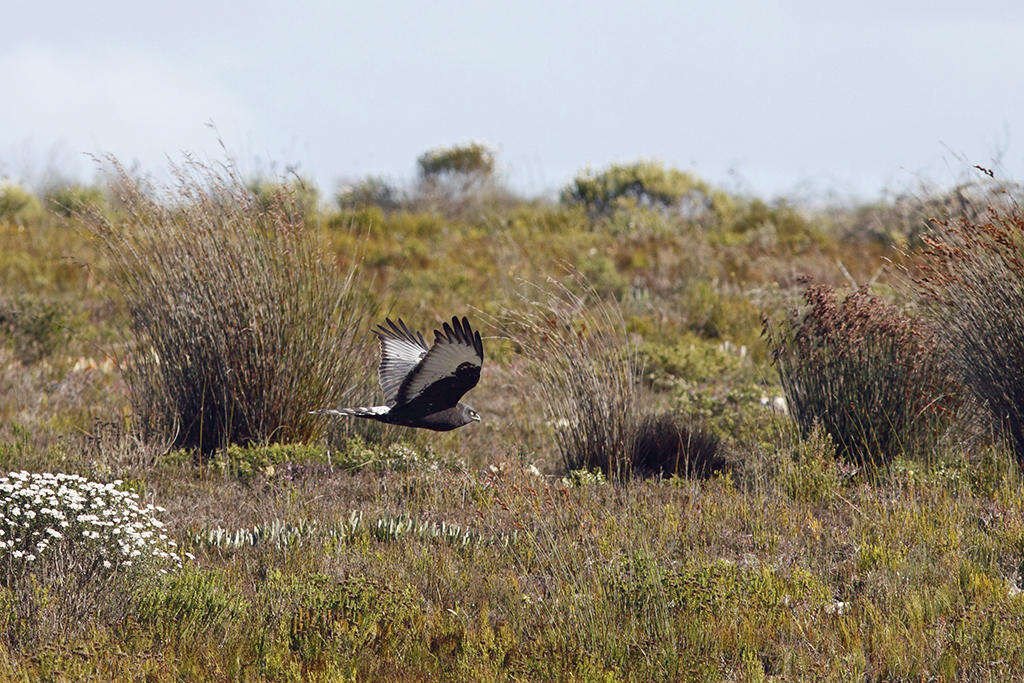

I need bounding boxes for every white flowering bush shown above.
[0,471,183,581]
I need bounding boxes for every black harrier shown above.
[312,316,484,431]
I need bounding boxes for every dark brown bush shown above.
[86,159,375,453]
[631,412,723,478]
[765,282,957,468]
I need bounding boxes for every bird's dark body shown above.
[312,316,484,432]
[372,403,474,431]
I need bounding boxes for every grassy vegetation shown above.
[2,152,1024,678]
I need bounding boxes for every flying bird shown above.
[312,316,484,431]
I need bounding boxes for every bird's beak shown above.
[473,413,482,422]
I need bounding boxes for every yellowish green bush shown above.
[675,279,762,346]
[43,183,106,217]
[335,176,401,210]
[722,198,825,248]
[561,160,734,219]
[640,334,747,385]
[777,427,846,503]
[417,142,495,183]
[247,175,320,220]
[0,293,73,362]
[135,566,246,633]
[0,183,42,223]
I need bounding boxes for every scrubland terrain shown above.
[1,148,1024,679]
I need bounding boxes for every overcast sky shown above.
[2,1,1023,199]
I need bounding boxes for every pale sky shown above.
[3,1,1023,199]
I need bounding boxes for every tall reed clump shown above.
[501,275,643,479]
[915,205,1024,464]
[87,159,375,453]
[764,282,957,468]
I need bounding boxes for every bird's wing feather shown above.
[395,316,483,408]
[374,318,429,405]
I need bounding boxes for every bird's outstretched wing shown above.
[374,318,430,406]
[395,316,483,409]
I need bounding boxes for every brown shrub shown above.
[765,282,957,468]
[915,205,1024,464]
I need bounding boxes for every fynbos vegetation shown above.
[765,282,957,467]
[630,411,724,478]
[3,149,1024,678]
[501,275,642,479]
[86,160,374,452]
[561,159,733,219]
[916,203,1024,463]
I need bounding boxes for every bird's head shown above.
[463,405,482,424]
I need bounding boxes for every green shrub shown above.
[335,176,401,210]
[724,199,822,248]
[248,175,320,221]
[577,252,628,297]
[415,142,499,207]
[417,142,495,183]
[277,572,424,659]
[0,294,72,362]
[777,426,846,503]
[640,335,746,385]
[662,559,828,617]
[43,183,106,217]
[561,468,608,486]
[765,282,957,468]
[561,160,733,218]
[217,442,331,478]
[136,567,246,634]
[676,279,761,343]
[669,381,777,446]
[87,159,375,453]
[332,439,464,473]
[0,183,42,223]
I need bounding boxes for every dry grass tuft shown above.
[499,273,643,478]
[86,158,375,453]
[916,203,1024,464]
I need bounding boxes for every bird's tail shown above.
[309,406,390,419]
